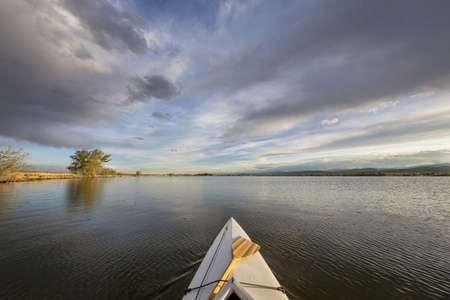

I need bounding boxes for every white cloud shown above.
[321,118,339,125]
[411,88,439,98]
[364,101,399,113]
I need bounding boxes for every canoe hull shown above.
[183,218,289,300]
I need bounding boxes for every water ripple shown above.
[1,177,449,299]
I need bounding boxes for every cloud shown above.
[73,44,93,60]
[254,148,450,172]
[411,88,439,99]
[231,99,450,171]
[0,0,162,148]
[310,110,450,154]
[124,74,180,105]
[217,0,260,24]
[364,101,399,114]
[321,118,339,126]
[152,111,171,120]
[61,0,154,55]
[1,0,450,173]
[167,46,182,58]
[192,1,450,139]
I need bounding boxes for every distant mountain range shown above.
[237,164,450,176]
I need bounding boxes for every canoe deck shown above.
[183,218,289,300]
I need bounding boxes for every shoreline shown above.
[1,170,449,183]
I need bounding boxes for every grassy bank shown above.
[0,171,84,183]
[0,171,190,183]
[0,171,180,183]
[2,169,449,183]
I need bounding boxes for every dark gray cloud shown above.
[195,1,450,138]
[0,86,120,148]
[124,75,180,105]
[73,44,93,60]
[61,0,154,55]
[0,1,180,149]
[0,1,125,148]
[152,111,171,120]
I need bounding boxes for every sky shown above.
[1,0,450,174]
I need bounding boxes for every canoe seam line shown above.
[185,277,287,295]
[185,279,229,295]
[193,219,231,300]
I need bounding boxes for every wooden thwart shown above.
[207,237,260,300]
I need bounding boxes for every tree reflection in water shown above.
[66,179,104,212]
[0,183,19,214]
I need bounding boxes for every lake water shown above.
[0,177,449,299]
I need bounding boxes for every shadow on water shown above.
[65,179,105,212]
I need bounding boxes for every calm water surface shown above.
[0,177,449,299]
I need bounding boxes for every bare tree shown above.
[0,146,31,182]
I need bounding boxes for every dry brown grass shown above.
[0,170,83,183]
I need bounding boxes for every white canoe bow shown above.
[183,217,289,300]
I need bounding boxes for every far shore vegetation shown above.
[2,169,449,184]
[1,145,449,183]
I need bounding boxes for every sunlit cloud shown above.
[364,101,399,113]
[411,88,440,99]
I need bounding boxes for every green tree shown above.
[67,149,111,178]
[135,170,141,177]
[0,146,31,182]
[99,168,117,175]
